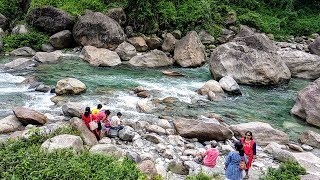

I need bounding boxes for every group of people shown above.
[81,104,124,140]
[195,131,256,180]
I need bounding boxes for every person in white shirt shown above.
[110,112,124,131]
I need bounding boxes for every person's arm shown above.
[253,142,257,159]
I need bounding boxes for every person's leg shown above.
[244,169,249,179]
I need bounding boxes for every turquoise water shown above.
[1,56,319,140]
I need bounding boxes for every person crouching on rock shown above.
[110,112,124,131]
[203,142,220,168]
[81,107,100,140]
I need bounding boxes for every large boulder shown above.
[89,144,124,157]
[80,45,121,67]
[173,117,233,141]
[55,78,86,95]
[308,36,320,56]
[0,13,9,30]
[299,130,320,148]
[27,6,73,34]
[278,49,320,79]
[33,51,63,63]
[161,33,176,53]
[0,115,23,134]
[10,47,36,56]
[118,126,135,141]
[12,107,48,125]
[264,142,297,163]
[49,30,74,49]
[4,58,35,70]
[62,102,84,117]
[199,30,215,45]
[209,28,291,85]
[145,35,162,50]
[115,41,137,61]
[174,31,206,67]
[291,78,320,127]
[129,49,174,67]
[292,152,320,177]
[40,134,84,153]
[73,11,125,50]
[230,122,289,145]
[70,117,98,146]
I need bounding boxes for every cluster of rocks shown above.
[1,105,320,179]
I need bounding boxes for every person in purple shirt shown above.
[225,141,248,180]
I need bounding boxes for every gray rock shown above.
[73,11,125,50]
[55,78,86,95]
[33,51,63,63]
[118,126,135,141]
[128,36,148,52]
[199,30,215,45]
[308,36,320,56]
[41,43,55,52]
[168,161,189,175]
[13,107,48,125]
[80,45,121,67]
[106,7,126,25]
[219,76,241,95]
[301,144,313,151]
[49,30,74,49]
[70,117,98,146]
[89,144,124,157]
[174,31,206,67]
[129,49,173,67]
[10,47,36,56]
[0,115,23,134]
[12,25,28,34]
[299,130,320,148]
[115,41,137,61]
[62,102,84,117]
[27,6,73,34]
[291,78,320,127]
[41,134,84,153]
[4,58,35,70]
[161,33,176,53]
[0,13,9,30]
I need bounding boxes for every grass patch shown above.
[0,126,146,180]
[186,171,223,180]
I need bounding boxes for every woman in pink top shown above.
[203,142,220,168]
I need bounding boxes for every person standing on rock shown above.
[241,131,256,179]
[203,142,220,168]
[225,141,247,180]
[81,107,100,140]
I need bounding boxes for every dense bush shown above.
[3,30,49,52]
[261,161,306,180]
[0,126,146,179]
[0,0,25,21]
[2,0,320,41]
[29,0,108,16]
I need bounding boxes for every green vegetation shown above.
[2,30,49,52]
[1,0,320,51]
[0,126,146,180]
[261,161,306,180]
[186,171,222,180]
[28,0,108,17]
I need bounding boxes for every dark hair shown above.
[210,142,217,148]
[105,110,111,116]
[117,112,122,116]
[97,104,102,109]
[245,131,253,140]
[84,107,91,117]
[234,141,244,156]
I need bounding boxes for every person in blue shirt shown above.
[225,141,248,180]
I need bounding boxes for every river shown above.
[0,55,319,140]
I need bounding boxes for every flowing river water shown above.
[1,55,319,141]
